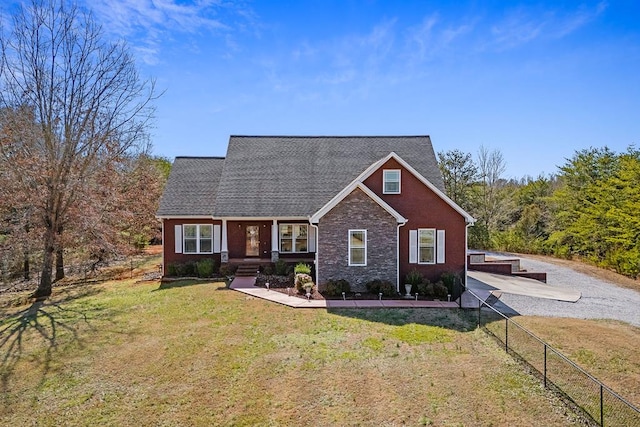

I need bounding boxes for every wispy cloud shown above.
[489,2,608,50]
[87,0,255,64]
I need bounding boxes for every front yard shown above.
[0,272,586,426]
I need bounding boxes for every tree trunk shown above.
[55,225,64,281]
[32,227,55,299]
[23,252,30,280]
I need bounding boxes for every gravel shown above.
[468,253,640,327]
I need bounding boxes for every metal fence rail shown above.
[466,288,640,427]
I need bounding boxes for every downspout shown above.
[310,223,319,287]
[161,218,165,276]
[397,219,408,293]
[463,220,473,307]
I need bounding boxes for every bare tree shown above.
[474,145,509,247]
[0,0,157,298]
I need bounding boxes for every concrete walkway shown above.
[229,276,459,309]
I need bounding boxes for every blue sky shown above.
[8,1,640,179]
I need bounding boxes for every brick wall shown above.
[317,188,397,292]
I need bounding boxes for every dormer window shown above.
[383,169,401,194]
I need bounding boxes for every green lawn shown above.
[0,276,583,426]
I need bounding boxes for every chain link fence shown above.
[466,288,640,427]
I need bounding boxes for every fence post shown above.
[477,299,482,327]
[544,344,547,388]
[600,384,604,426]
[505,317,508,352]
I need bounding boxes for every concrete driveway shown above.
[468,271,581,302]
[467,253,640,327]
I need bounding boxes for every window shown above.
[383,169,401,194]
[418,229,435,264]
[183,224,213,254]
[349,229,367,266]
[279,224,308,253]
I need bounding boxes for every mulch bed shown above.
[254,273,442,301]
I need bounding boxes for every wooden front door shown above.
[245,225,260,257]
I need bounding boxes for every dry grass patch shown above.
[1,276,587,426]
[511,316,640,408]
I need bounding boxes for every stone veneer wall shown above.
[317,188,398,292]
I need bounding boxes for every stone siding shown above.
[317,188,397,292]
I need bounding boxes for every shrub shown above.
[175,261,196,277]
[219,263,237,277]
[433,281,449,299]
[295,273,314,293]
[263,263,274,275]
[274,259,288,276]
[324,279,350,297]
[294,263,311,275]
[440,272,456,294]
[405,269,423,287]
[166,263,178,277]
[416,280,433,298]
[196,259,216,278]
[366,279,396,297]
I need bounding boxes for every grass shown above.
[509,316,640,408]
[0,258,592,426]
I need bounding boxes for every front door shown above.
[245,225,260,257]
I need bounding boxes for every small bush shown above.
[166,263,178,277]
[175,262,196,277]
[440,272,456,294]
[415,281,433,298]
[405,269,423,287]
[219,263,237,277]
[366,279,396,297]
[196,259,216,278]
[263,263,274,275]
[295,273,314,293]
[324,279,351,297]
[433,281,449,299]
[274,259,288,276]
[294,263,311,275]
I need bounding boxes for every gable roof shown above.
[156,157,225,217]
[311,152,474,224]
[212,135,444,217]
[310,182,408,224]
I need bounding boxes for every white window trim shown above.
[348,229,367,266]
[279,224,309,254]
[183,224,214,254]
[383,169,401,194]
[418,228,436,265]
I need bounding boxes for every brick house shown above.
[156,135,475,291]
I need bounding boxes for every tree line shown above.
[439,146,640,278]
[0,0,165,297]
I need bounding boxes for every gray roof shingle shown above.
[156,157,225,216]
[213,135,443,217]
[157,136,444,218]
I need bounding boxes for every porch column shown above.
[221,219,228,263]
[271,220,279,262]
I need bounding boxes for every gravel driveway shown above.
[467,253,640,327]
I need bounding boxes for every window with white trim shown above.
[279,224,308,253]
[183,224,213,254]
[418,228,435,264]
[349,229,367,266]
[383,169,401,194]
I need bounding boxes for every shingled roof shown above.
[156,157,225,216]
[157,136,444,218]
